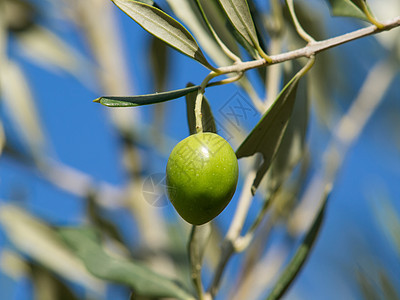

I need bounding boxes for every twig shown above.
[215,16,400,75]
[205,163,257,298]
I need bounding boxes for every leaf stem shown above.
[206,72,244,88]
[286,0,315,43]
[359,1,384,29]
[194,0,242,63]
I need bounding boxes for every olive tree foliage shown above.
[0,0,399,299]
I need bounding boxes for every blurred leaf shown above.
[30,263,79,300]
[167,0,233,68]
[0,121,5,157]
[228,21,260,59]
[15,25,92,82]
[218,0,260,50]
[59,227,195,300]
[87,192,126,246]
[356,270,381,300]
[0,205,104,296]
[94,85,200,107]
[264,63,309,194]
[236,66,303,194]
[325,0,370,21]
[379,269,400,300]
[185,82,216,135]
[149,35,169,91]
[111,0,214,69]
[0,60,45,158]
[0,249,29,280]
[282,0,342,128]
[196,0,241,59]
[265,186,330,300]
[369,192,400,257]
[3,0,35,32]
[246,0,269,55]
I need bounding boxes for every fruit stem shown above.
[195,72,218,133]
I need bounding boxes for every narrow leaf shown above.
[265,186,331,300]
[325,0,370,21]
[265,63,309,194]
[111,0,214,69]
[94,85,200,107]
[0,60,45,157]
[167,0,233,67]
[185,83,216,135]
[218,0,260,49]
[59,227,195,300]
[236,72,301,194]
[0,205,104,296]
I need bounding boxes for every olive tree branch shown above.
[205,56,315,299]
[214,16,400,75]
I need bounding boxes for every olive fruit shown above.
[166,132,238,225]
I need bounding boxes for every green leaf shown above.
[265,186,331,300]
[185,83,216,135]
[94,85,200,107]
[228,21,260,60]
[59,227,195,300]
[264,65,309,194]
[0,205,104,296]
[325,0,370,21]
[196,0,241,59]
[218,0,260,49]
[111,0,214,69]
[236,70,302,194]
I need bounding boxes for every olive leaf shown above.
[218,0,260,50]
[264,67,309,195]
[111,0,214,69]
[94,85,200,107]
[185,83,216,135]
[236,69,303,194]
[0,205,104,296]
[59,227,195,300]
[325,0,371,21]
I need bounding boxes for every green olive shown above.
[166,132,239,225]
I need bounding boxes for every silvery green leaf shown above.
[111,0,214,69]
[218,0,260,49]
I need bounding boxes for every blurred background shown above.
[0,0,399,299]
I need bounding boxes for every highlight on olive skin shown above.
[166,132,239,225]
